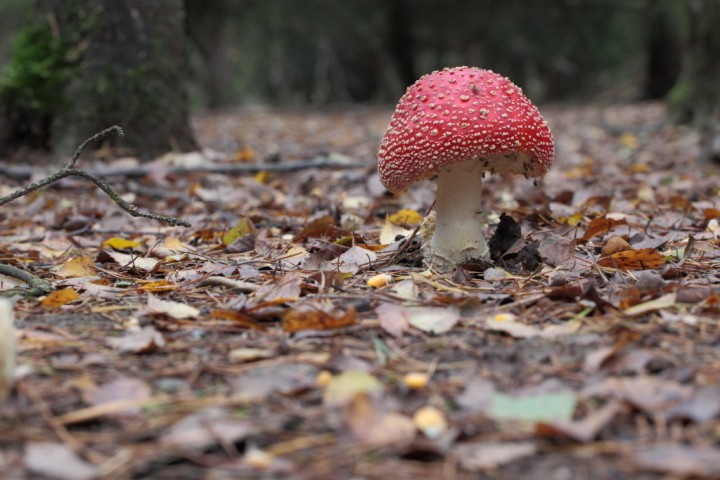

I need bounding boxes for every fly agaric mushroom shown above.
[377,66,554,268]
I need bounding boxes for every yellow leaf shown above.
[139,280,176,292]
[42,288,79,308]
[103,237,141,250]
[619,132,638,149]
[560,211,584,227]
[323,370,383,406]
[56,256,94,278]
[163,237,185,250]
[235,145,255,163]
[254,171,270,184]
[222,218,256,246]
[388,209,423,226]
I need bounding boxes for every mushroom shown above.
[377,66,554,269]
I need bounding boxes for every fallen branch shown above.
[0,126,190,228]
[0,263,54,297]
[0,158,369,181]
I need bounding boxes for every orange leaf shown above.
[139,280,176,292]
[42,288,79,308]
[582,217,626,241]
[283,306,356,333]
[597,249,666,271]
[703,208,720,222]
[210,309,266,330]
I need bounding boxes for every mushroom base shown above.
[425,159,488,269]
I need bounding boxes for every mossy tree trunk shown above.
[669,0,720,163]
[0,0,196,160]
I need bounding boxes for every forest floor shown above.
[0,102,719,479]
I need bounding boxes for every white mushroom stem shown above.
[427,159,488,268]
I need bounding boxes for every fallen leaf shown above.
[537,400,622,443]
[633,444,720,477]
[230,363,318,401]
[454,442,537,471]
[55,256,94,278]
[375,303,410,337]
[282,305,356,333]
[102,237,141,250]
[598,248,666,270]
[322,246,377,275]
[139,279,176,293]
[490,391,577,423]
[222,217,257,246]
[228,347,275,363]
[388,208,423,226]
[345,394,416,447]
[407,306,460,334]
[106,326,165,354]
[25,442,100,480]
[582,376,692,413]
[582,216,626,241]
[147,294,200,319]
[85,377,152,416]
[623,292,676,315]
[379,217,413,244]
[666,384,720,422]
[161,407,253,451]
[209,309,265,330]
[99,249,159,272]
[323,370,383,406]
[41,287,79,308]
[602,236,631,255]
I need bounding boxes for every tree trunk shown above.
[669,0,720,163]
[0,0,196,160]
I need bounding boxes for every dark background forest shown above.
[0,0,706,108]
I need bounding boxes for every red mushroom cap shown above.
[378,66,554,192]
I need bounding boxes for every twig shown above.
[0,158,369,181]
[0,126,190,228]
[0,263,54,297]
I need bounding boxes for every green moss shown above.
[0,22,72,116]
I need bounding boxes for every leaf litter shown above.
[0,103,719,478]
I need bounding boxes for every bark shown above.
[1,0,197,160]
[669,0,720,162]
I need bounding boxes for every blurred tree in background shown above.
[0,0,718,159]
[0,0,196,159]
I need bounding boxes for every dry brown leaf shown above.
[282,305,356,333]
[209,309,266,330]
[597,248,666,270]
[582,216,626,240]
[55,256,94,278]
